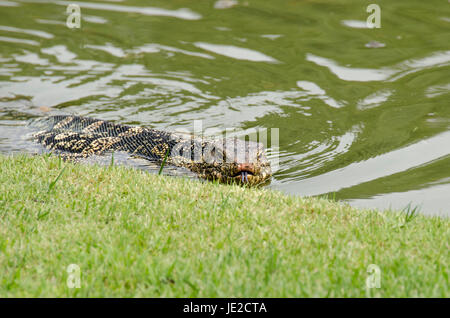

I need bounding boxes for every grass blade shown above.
[110,151,115,167]
[47,166,67,193]
[158,148,170,175]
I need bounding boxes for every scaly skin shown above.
[31,115,272,185]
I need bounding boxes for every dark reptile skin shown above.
[31,115,272,185]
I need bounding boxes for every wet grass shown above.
[0,154,448,297]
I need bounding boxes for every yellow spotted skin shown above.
[32,115,272,186]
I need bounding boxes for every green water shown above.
[0,0,449,215]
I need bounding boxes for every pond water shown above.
[0,0,449,216]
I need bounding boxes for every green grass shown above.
[0,154,448,297]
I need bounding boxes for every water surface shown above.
[1,0,449,216]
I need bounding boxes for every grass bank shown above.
[0,154,448,297]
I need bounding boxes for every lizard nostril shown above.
[237,163,255,174]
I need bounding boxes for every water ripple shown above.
[307,51,450,82]
[21,0,202,20]
[278,131,450,196]
[194,42,278,63]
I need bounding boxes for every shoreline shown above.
[1,154,448,297]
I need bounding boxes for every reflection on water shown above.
[0,0,449,216]
[306,51,450,82]
[193,42,278,62]
[277,131,450,195]
[357,89,393,110]
[0,25,54,38]
[0,1,19,7]
[341,20,371,29]
[24,0,203,20]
